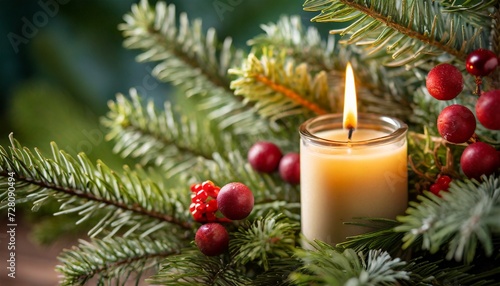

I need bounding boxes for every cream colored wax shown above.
[300,129,408,246]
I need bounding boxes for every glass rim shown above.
[299,113,408,147]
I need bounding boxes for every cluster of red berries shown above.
[426,48,500,181]
[190,181,221,222]
[247,141,300,185]
[429,175,452,197]
[191,181,254,256]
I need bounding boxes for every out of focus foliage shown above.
[0,0,327,160]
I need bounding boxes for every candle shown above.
[299,63,408,246]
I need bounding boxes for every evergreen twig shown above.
[102,89,238,175]
[57,236,179,286]
[231,214,299,271]
[290,241,410,285]
[0,134,193,237]
[119,0,274,135]
[396,175,500,264]
[230,50,332,124]
[303,0,493,66]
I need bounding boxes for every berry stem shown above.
[475,76,482,96]
[408,155,434,181]
[466,133,479,145]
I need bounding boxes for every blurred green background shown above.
[0,0,330,168]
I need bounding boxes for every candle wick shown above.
[347,127,355,141]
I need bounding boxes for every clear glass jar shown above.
[299,113,408,246]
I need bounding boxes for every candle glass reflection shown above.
[299,113,408,247]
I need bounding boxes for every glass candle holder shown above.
[299,113,408,247]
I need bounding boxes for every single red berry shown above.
[202,180,216,194]
[279,152,300,185]
[195,223,229,256]
[426,63,463,100]
[196,190,208,202]
[205,212,217,222]
[466,49,498,77]
[460,142,500,180]
[190,183,202,193]
[436,175,452,187]
[206,186,220,198]
[430,175,452,197]
[476,89,500,130]
[192,209,204,222]
[248,141,283,173]
[206,199,218,212]
[217,182,254,220]
[430,183,446,197]
[437,104,476,143]
[195,202,206,212]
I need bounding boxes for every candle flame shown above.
[343,62,357,134]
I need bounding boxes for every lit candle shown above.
[299,63,408,247]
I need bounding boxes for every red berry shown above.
[465,49,498,77]
[202,180,216,194]
[430,183,446,197]
[195,202,206,212]
[206,199,218,212]
[192,209,204,222]
[430,175,452,197]
[190,183,202,193]
[205,212,217,222]
[196,190,208,202]
[217,182,254,220]
[248,141,283,173]
[279,152,300,185]
[426,63,463,100]
[460,142,500,180]
[476,89,500,130]
[437,104,476,143]
[195,223,229,256]
[436,175,452,187]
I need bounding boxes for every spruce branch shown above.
[57,236,179,286]
[119,0,274,135]
[120,0,237,91]
[229,49,333,125]
[489,3,500,89]
[401,257,500,286]
[291,241,409,285]
[396,175,500,264]
[241,16,416,123]
[251,258,300,286]
[148,249,252,286]
[0,134,193,238]
[303,0,493,66]
[230,214,299,271]
[248,15,338,72]
[337,218,406,257]
[103,89,241,175]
